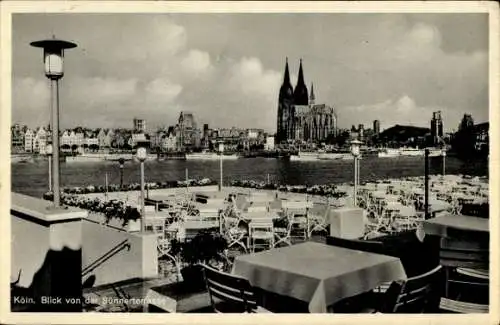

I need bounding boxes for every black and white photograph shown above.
[2,1,498,322]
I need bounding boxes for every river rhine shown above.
[11,156,487,199]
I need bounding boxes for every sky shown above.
[12,13,489,133]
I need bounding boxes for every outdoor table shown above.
[329,207,364,239]
[376,183,389,190]
[167,220,219,241]
[196,206,222,215]
[249,195,274,204]
[385,201,403,211]
[421,214,489,274]
[246,201,269,212]
[382,194,400,203]
[371,191,387,200]
[474,197,488,204]
[192,201,225,209]
[231,242,407,313]
[242,211,280,222]
[412,188,425,196]
[421,214,489,238]
[363,183,378,191]
[428,199,450,213]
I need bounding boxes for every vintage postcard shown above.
[1,1,498,324]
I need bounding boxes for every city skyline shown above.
[12,13,488,132]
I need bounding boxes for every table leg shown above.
[444,267,449,298]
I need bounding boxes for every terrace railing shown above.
[82,239,131,278]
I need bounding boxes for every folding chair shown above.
[378,265,443,313]
[307,202,330,237]
[248,221,274,252]
[220,209,248,254]
[273,214,293,247]
[202,264,271,313]
[282,200,313,242]
[439,267,489,313]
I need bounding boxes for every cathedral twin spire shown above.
[280,58,310,106]
[279,57,294,101]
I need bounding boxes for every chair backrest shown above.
[439,228,489,269]
[440,267,489,312]
[206,198,225,206]
[325,236,387,256]
[310,202,329,217]
[202,264,257,313]
[187,210,220,228]
[234,196,250,211]
[249,194,272,203]
[247,205,268,213]
[381,265,443,313]
[282,200,313,210]
[249,221,273,235]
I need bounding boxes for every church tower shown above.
[309,82,315,105]
[277,58,294,143]
[293,59,309,105]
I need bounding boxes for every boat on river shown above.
[289,151,319,161]
[378,148,401,158]
[185,151,239,160]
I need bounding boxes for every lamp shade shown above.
[44,50,64,77]
[30,38,77,79]
[137,147,147,161]
[46,143,53,155]
[350,139,362,157]
[218,143,224,152]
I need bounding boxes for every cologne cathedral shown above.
[276,58,337,144]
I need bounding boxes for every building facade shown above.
[276,59,337,144]
[24,129,34,152]
[176,112,200,151]
[11,124,25,153]
[33,127,48,154]
[431,111,444,145]
[373,120,380,135]
[473,122,488,153]
[133,118,146,133]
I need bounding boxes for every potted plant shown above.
[122,206,141,231]
[173,230,228,291]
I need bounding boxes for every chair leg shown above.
[444,267,449,298]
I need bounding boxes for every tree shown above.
[451,127,475,159]
[89,144,99,152]
[332,130,350,148]
[450,114,478,159]
[71,144,78,153]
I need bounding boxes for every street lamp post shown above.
[46,144,53,192]
[441,149,446,176]
[218,142,224,192]
[350,139,362,207]
[31,37,77,207]
[424,148,430,219]
[137,147,147,233]
[118,157,125,189]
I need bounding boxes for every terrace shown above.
[11,174,489,313]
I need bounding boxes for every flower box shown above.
[126,219,141,232]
